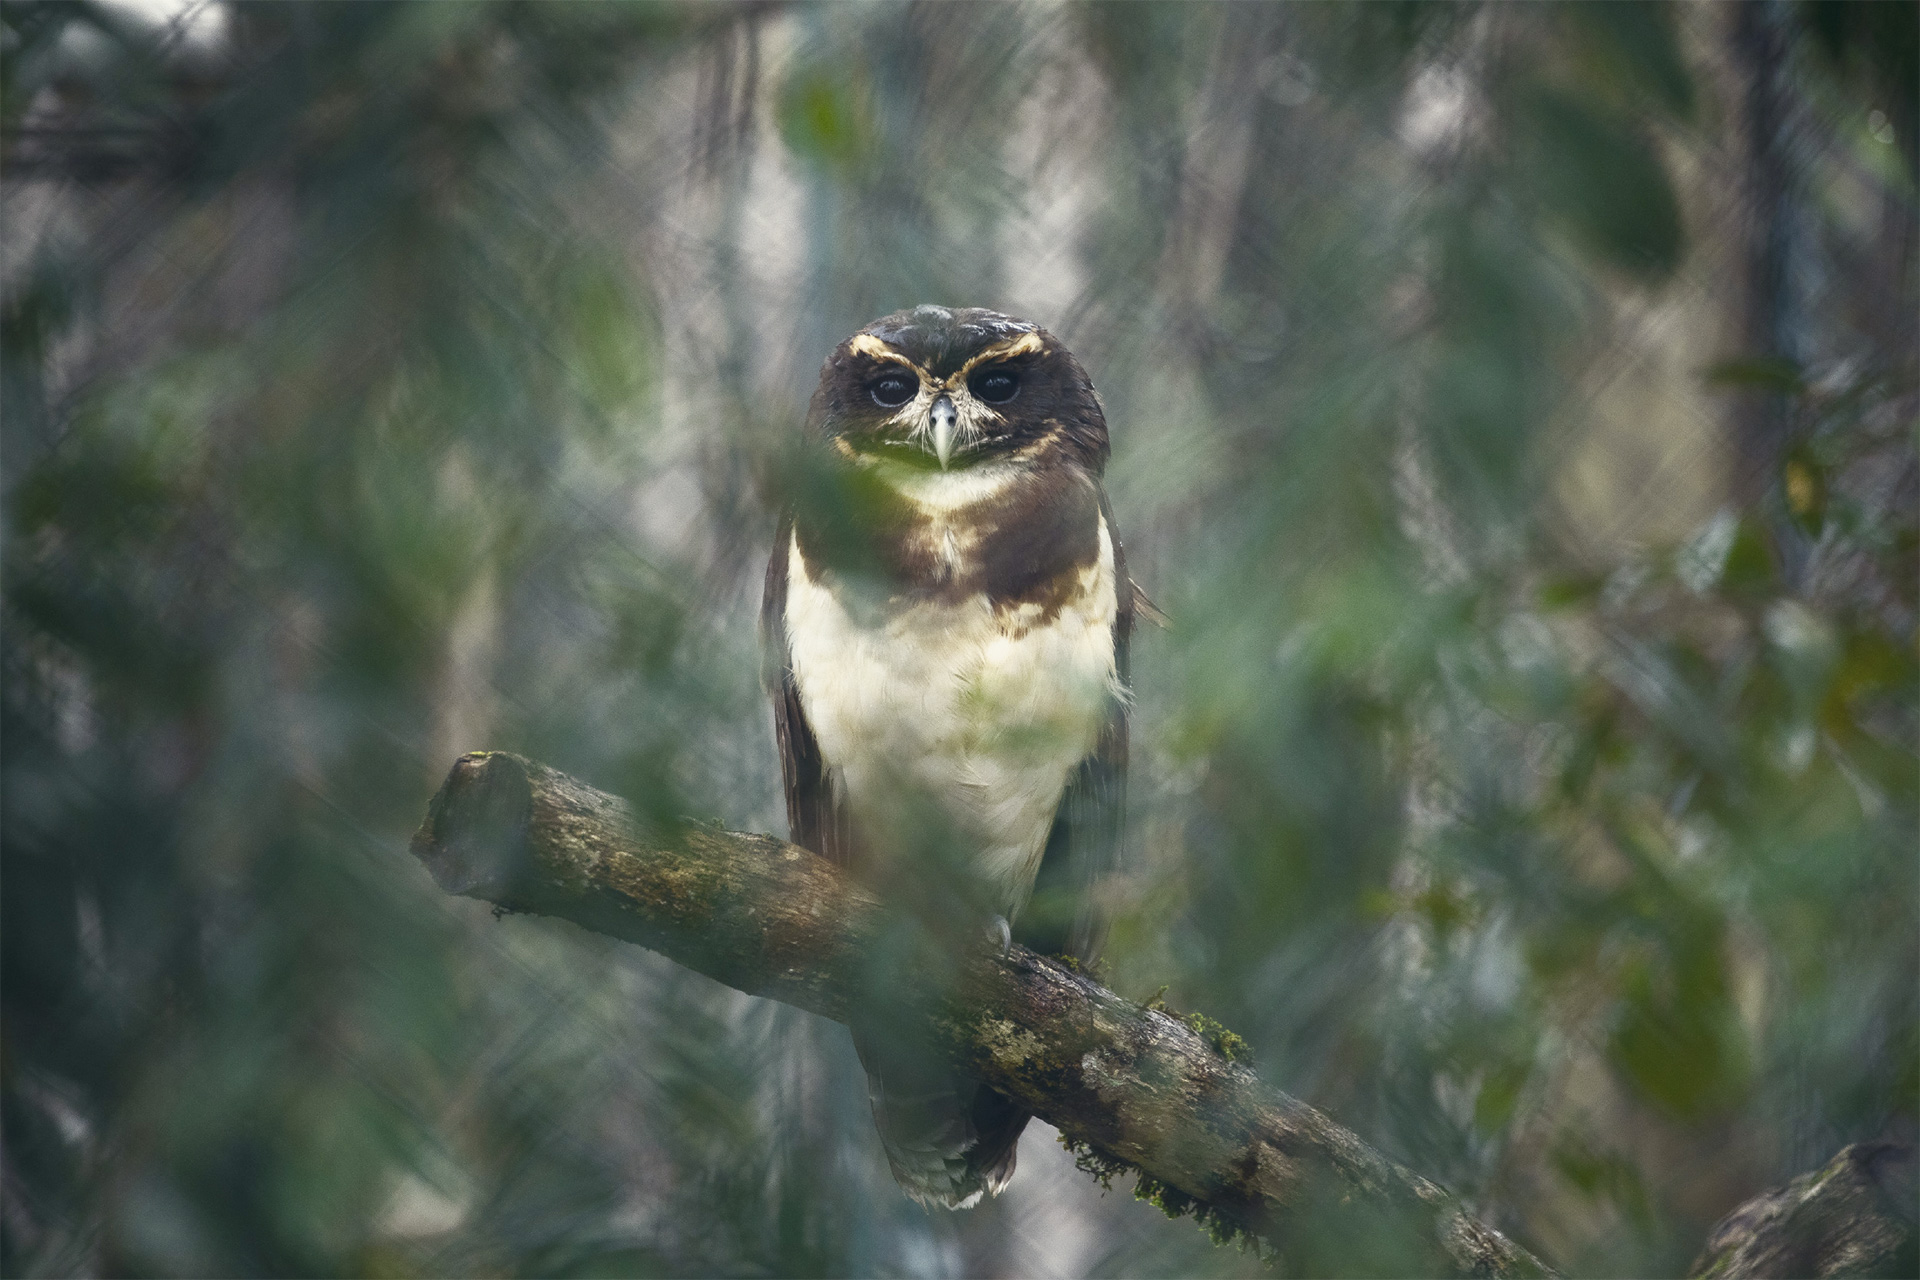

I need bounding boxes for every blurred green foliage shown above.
[3,2,1913,1277]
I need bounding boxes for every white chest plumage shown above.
[783,502,1119,919]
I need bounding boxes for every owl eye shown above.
[971,368,1019,405]
[869,373,917,409]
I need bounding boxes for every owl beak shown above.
[929,393,957,469]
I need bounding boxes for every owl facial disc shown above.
[810,306,1110,478]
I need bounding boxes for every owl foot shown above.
[987,914,1012,956]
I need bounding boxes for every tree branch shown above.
[410,751,1553,1277]
[1690,1142,1917,1279]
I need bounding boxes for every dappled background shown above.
[3,1,1914,1276]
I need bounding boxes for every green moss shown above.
[1056,1134,1270,1260]
[1140,988,1255,1065]
[1181,1011,1254,1065]
[1059,1131,1131,1191]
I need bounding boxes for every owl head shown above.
[806,305,1109,474]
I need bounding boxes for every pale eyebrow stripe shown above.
[945,330,1044,387]
[848,333,929,378]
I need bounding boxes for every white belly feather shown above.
[784,519,1119,918]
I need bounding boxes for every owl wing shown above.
[762,516,852,866]
[1015,494,1135,965]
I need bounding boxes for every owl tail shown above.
[852,1026,1029,1209]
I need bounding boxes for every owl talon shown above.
[988,915,1012,956]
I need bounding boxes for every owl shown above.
[762,305,1142,1208]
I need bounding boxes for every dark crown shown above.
[858,305,1039,379]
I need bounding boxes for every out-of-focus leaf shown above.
[1563,2,1696,121]
[1523,86,1685,282]
[778,63,874,173]
[1722,518,1782,598]
[1539,573,1607,610]
[1781,452,1827,533]
[1606,910,1752,1121]
[1701,356,1807,393]
[1803,0,1920,179]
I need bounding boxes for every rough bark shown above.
[411,751,1551,1277]
[1690,1142,1917,1279]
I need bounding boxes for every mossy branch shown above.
[1689,1142,1916,1279]
[411,752,1554,1276]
